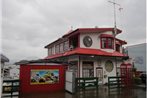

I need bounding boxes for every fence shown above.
[75,77,98,92]
[2,79,20,98]
[108,76,125,92]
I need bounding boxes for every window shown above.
[101,38,107,48]
[55,45,60,54]
[48,48,52,56]
[83,36,93,47]
[69,35,79,49]
[64,41,69,51]
[101,37,114,49]
[82,62,94,77]
[116,44,120,52]
[69,61,78,77]
[59,43,64,53]
[105,60,114,72]
[51,47,54,54]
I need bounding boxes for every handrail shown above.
[75,77,98,92]
[108,76,125,91]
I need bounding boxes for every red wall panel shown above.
[20,64,66,94]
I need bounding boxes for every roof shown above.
[100,34,114,38]
[116,38,127,45]
[63,28,122,38]
[45,27,122,48]
[1,54,9,63]
[15,59,69,65]
[45,48,127,59]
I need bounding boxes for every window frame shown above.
[101,37,114,49]
[105,60,114,72]
[55,44,60,54]
[82,61,94,77]
[63,40,69,51]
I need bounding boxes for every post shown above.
[108,0,123,50]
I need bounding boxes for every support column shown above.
[78,55,81,78]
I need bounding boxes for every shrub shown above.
[133,77,142,84]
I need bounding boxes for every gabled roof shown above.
[44,48,127,59]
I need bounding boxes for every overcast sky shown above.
[1,0,146,64]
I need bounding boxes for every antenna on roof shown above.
[108,0,123,51]
[71,26,73,30]
[95,26,98,28]
[108,0,123,35]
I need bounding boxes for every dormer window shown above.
[100,34,114,49]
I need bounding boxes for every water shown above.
[20,86,146,98]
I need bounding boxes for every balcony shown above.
[122,48,128,56]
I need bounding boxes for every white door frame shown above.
[96,67,103,84]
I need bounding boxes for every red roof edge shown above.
[116,38,127,45]
[44,48,127,59]
[100,34,114,38]
[63,28,122,38]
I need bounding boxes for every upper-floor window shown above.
[55,44,60,54]
[101,37,114,49]
[64,41,69,51]
[48,47,53,56]
[59,43,64,53]
[116,44,120,52]
[83,36,93,47]
[51,47,54,54]
[48,48,52,56]
[69,35,79,49]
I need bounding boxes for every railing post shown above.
[83,79,85,90]
[11,81,13,98]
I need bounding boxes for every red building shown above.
[44,27,129,84]
[19,27,132,94]
[19,60,67,94]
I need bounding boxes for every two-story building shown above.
[44,27,128,84]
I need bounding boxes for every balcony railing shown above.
[122,48,128,56]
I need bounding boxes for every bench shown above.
[75,77,98,91]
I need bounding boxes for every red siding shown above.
[20,64,66,94]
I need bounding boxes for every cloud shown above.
[2,0,146,64]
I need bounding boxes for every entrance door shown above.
[96,67,103,84]
[82,61,94,77]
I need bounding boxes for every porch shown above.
[52,54,128,84]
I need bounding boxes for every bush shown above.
[133,77,142,85]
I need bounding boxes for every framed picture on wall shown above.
[30,69,59,85]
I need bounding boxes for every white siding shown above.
[78,57,123,84]
[80,31,115,53]
[101,58,116,84]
